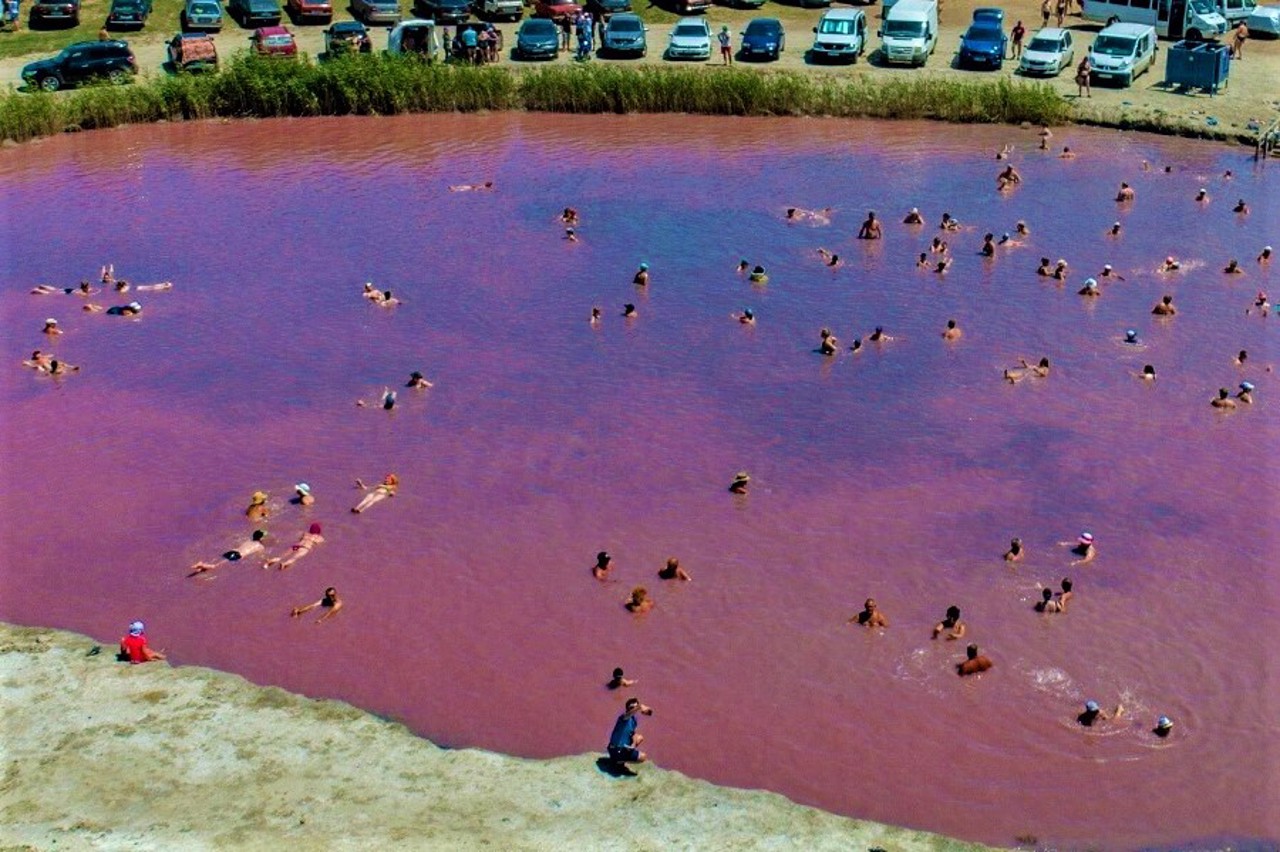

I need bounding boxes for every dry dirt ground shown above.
[0,622,989,851]
[1,0,1279,140]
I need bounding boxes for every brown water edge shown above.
[0,621,991,851]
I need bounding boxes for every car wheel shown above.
[109,68,128,83]
[39,75,61,91]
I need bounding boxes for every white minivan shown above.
[878,0,938,66]
[811,8,868,62]
[1088,22,1157,86]
[1082,0,1226,40]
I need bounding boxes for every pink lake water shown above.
[1,114,1277,849]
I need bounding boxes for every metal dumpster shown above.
[1164,39,1230,94]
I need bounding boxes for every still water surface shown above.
[1,115,1277,849]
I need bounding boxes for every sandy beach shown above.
[0,622,990,850]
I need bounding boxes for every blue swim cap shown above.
[1241,381,1255,392]
[639,263,649,270]
[1125,329,1137,340]
[1157,716,1173,729]
[1085,700,1099,713]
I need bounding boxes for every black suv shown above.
[21,41,136,91]
[412,0,470,23]
[28,0,82,26]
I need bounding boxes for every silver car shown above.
[1018,27,1073,76]
[665,16,710,60]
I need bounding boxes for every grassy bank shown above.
[0,54,1072,143]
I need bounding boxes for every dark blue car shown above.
[739,17,784,61]
[515,16,559,59]
[958,7,1006,69]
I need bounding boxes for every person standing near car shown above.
[718,24,732,65]
[1010,20,1025,59]
[559,14,571,52]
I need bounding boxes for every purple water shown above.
[1,115,1277,849]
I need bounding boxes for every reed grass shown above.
[0,57,1072,144]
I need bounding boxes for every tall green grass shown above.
[0,56,1071,143]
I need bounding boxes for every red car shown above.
[286,0,331,22]
[532,0,579,19]
[250,24,299,55]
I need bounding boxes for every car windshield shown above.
[114,1,142,9]
[611,18,640,30]
[819,18,856,34]
[1092,35,1134,55]
[883,19,924,36]
[523,19,554,32]
[746,22,775,35]
[1026,36,1061,51]
[673,24,705,36]
[1189,0,1215,12]
[192,3,218,12]
[966,24,1001,37]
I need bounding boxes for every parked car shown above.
[250,23,298,53]
[286,0,332,22]
[602,12,646,54]
[182,0,224,30]
[878,0,937,66]
[587,0,629,16]
[446,20,503,60]
[21,40,136,90]
[351,0,400,23]
[1017,26,1072,75]
[28,0,81,26]
[1087,21,1157,87]
[958,7,1007,68]
[665,15,711,58]
[673,0,711,12]
[739,16,784,59]
[717,0,764,8]
[167,31,218,69]
[793,0,830,9]
[532,0,580,19]
[106,0,152,29]
[386,18,439,57]
[413,0,470,23]
[228,0,282,26]
[810,7,867,62]
[1246,3,1280,34]
[479,0,523,20]
[324,19,372,53]
[514,15,559,57]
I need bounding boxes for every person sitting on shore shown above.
[1060,531,1095,565]
[1004,538,1024,563]
[291,587,343,623]
[729,471,750,494]
[1035,587,1062,613]
[903,207,924,225]
[957,643,993,676]
[606,697,653,766]
[933,605,966,640]
[263,523,325,571]
[848,598,888,628]
[942,319,962,340]
[625,587,654,614]
[607,667,636,690]
[857,211,882,240]
[1077,700,1123,727]
[246,490,270,521]
[1152,295,1177,316]
[658,557,691,582]
[119,621,166,664]
[352,473,398,513]
[189,530,267,576]
[1115,182,1135,202]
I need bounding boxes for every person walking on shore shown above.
[718,25,732,65]
[1075,55,1092,98]
[1230,21,1247,59]
[1010,20,1025,59]
[606,697,653,766]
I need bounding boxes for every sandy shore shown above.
[0,622,990,851]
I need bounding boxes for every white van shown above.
[1088,22,1157,85]
[811,8,868,62]
[878,0,938,66]
[1082,0,1226,39]
[1214,0,1255,23]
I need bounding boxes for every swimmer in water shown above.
[848,336,864,353]
[22,351,54,372]
[996,164,1022,191]
[623,303,637,318]
[448,181,494,192]
[935,258,952,274]
[351,473,398,513]
[917,253,930,268]
[957,644,993,676]
[1116,182,1135,202]
[981,233,996,257]
[362,282,382,301]
[565,227,579,242]
[997,232,1013,246]
[246,490,270,521]
[406,371,433,389]
[657,557,691,582]
[1035,587,1062,613]
[1124,329,1140,345]
[1211,388,1237,410]
[1077,700,1123,727]
[729,471,751,494]
[625,587,654,614]
[46,359,79,376]
[1195,187,1209,203]
[819,328,839,356]
[736,308,756,325]
[381,388,397,410]
[857,211,882,240]
[1099,264,1124,281]
[374,289,400,307]
[105,302,143,316]
[133,281,173,292]
[1057,578,1073,609]
[869,326,893,343]
[633,263,649,286]
[1160,256,1182,273]
[1109,221,1122,237]
[1060,531,1095,565]
[100,264,115,285]
[1004,357,1051,383]
[1259,246,1273,264]
[737,259,750,273]
[593,551,613,580]
[817,249,843,268]
[1234,350,1248,366]
[1223,259,1242,274]
[932,605,966,640]
[942,319,962,340]
[561,207,579,225]
[848,598,888,628]
[1059,146,1076,159]
[749,265,769,283]
[1003,538,1024,562]
[939,213,960,232]
[42,318,61,336]
[1153,716,1174,738]
[1037,257,1053,277]
[1016,221,1029,237]
[607,667,636,689]
[1152,295,1177,316]
[1233,199,1248,215]
[294,482,315,506]
[931,238,947,255]
[189,530,267,575]
[290,587,343,623]
[1237,381,1254,404]
[591,306,602,324]
[996,143,1013,160]
[263,523,325,570]
[1138,364,1157,381]
[1078,277,1101,297]
[1052,259,1069,281]
[903,207,924,225]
